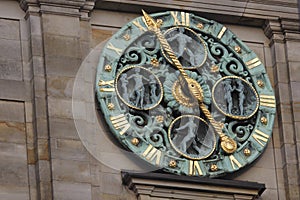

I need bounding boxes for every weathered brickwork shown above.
[0,0,299,199]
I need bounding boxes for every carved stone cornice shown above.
[281,18,300,41]
[19,0,40,18]
[19,0,95,20]
[122,171,266,200]
[264,18,300,43]
[264,19,284,44]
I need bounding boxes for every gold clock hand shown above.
[142,10,237,154]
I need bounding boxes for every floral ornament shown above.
[163,70,211,113]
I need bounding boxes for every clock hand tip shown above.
[141,10,157,29]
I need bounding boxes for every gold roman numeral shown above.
[133,20,147,32]
[98,79,115,92]
[142,145,162,165]
[252,129,269,147]
[229,155,242,170]
[107,43,123,56]
[110,114,130,135]
[189,160,203,176]
[260,94,276,108]
[217,26,227,39]
[171,11,190,26]
[246,57,262,69]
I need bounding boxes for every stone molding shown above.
[19,0,95,20]
[264,18,300,43]
[122,171,266,200]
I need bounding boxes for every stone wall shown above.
[0,0,299,199]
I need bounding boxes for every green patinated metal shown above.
[95,11,276,177]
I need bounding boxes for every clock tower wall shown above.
[0,0,298,200]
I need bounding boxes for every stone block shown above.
[48,97,73,119]
[276,83,291,104]
[277,103,293,124]
[285,163,300,185]
[47,76,74,98]
[0,38,21,60]
[90,164,101,186]
[38,160,51,182]
[20,19,30,41]
[42,14,80,37]
[51,138,89,161]
[235,166,277,189]
[0,185,29,200]
[271,42,286,63]
[39,181,53,200]
[35,118,49,139]
[91,186,101,200]
[22,62,33,82]
[281,123,296,144]
[27,145,37,165]
[288,61,300,82]
[272,126,283,149]
[292,102,300,122]
[32,56,45,76]
[283,143,298,164]
[0,142,28,186]
[290,82,300,101]
[35,97,47,118]
[275,168,285,190]
[0,79,31,101]
[29,15,42,36]
[52,159,91,183]
[25,102,33,123]
[286,41,300,62]
[25,123,34,145]
[273,148,284,169]
[253,145,275,169]
[100,173,123,195]
[44,34,80,58]
[91,28,114,47]
[53,181,91,200]
[0,100,24,122]
[263,45,272,68]
[0,59,23,81]
[45,55,81,77]
[38,139,50,161]
[27,165,38,199]
[49,117,79,139]
[0,18,20,40]
[80,40,91,58]
[21,37,31,60]
[0,121,25,144]
[31,35,44,57]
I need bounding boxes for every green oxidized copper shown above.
[95,11,276,177]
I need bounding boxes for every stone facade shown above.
[0,0,299,199]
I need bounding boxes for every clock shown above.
[95,10,276,177]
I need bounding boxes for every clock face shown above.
[95,11,276,177]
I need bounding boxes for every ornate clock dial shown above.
[96,11,276,177]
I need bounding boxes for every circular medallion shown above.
[162,27,207,69]
[115,66,163,110]
[168,115,216,160]
[212,76,259,119]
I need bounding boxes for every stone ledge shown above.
[122,171,265,200]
